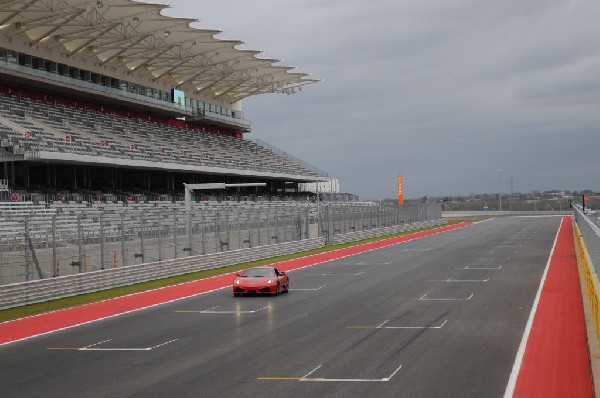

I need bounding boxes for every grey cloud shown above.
[163,0,600,199]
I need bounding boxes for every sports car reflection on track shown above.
[233,266,289,296]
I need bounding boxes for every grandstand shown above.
[1,0,437,286]
[0,0,325,203]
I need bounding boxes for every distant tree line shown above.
[386,190,599,211]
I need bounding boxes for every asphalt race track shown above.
[0,217,562,398]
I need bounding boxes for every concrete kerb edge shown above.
[573,222,600,395]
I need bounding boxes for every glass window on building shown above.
[18,53,32,66]
[58,64,69,76]
[6,50,17,63]
[120,80,127,91]
[81,70,91,81]
[45,61,57,73]
[161,91,169,101]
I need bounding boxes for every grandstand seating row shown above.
[0,92,322,178]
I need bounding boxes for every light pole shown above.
[496,169,502,211]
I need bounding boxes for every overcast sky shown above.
[163,0,600,200]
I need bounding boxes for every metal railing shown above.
[575,205,600,274]
[0,215,445,310]
[250,138,328,177]
[0,202,441,286]
[0,238,325,310]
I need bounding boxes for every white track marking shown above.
[176,306,269,314]
[503,217,563,398]
[296,364,403,382]
[308,272,365,276]
[84,339,111,349]
[303,365,323,378]
[150,339,178,350]
[419,293,473,301]
[349,319,447,329]
[61,338,178,351]
[383,320,447,329]
[377,320,390,328]
[429,277,490,282]
[457,266,502,270]
[383,364,404,381]
[289,286,326,291]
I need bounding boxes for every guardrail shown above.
[574,220,600,343]
[0,202,441,285]
[0,218,446,310]
[331,219,445,245]
[442,210,571,217]
[0,237,325,310]
[574,205,600,344]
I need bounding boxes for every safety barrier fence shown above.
[331,219,445,245]
[0,217,444,310]
[0,202,441,285]
[574,205,600,343]
[0,237,325,310]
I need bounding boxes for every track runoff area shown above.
[0,217,592,397]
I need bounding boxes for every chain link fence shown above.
[0,202,441,285]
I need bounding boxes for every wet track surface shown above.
[0,217,561,397]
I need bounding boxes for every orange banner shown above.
[397,175,404,204]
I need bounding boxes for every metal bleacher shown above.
[0,92,325,178]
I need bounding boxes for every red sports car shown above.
[232,266,290,296]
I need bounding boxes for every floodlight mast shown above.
[183,182,267,256]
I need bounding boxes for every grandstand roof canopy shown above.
[0,0,319,103]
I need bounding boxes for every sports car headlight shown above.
[235,279,240,284]
[267,279,273,284]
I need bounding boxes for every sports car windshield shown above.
[242,268,276,277]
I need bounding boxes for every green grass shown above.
[0,221,465,323]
